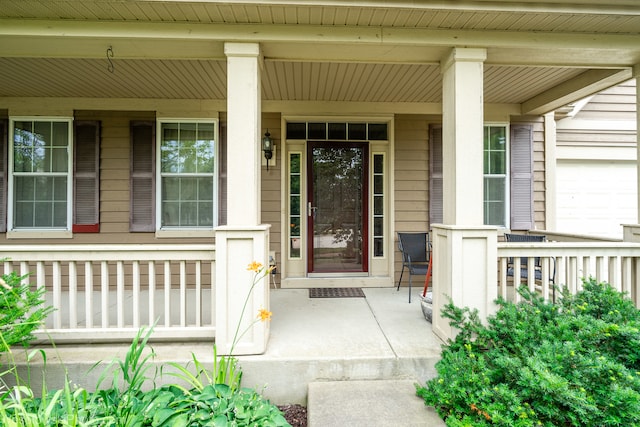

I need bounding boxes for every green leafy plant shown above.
[1,323,289,426]
[417,278,640,426]
[0,260,288,426]
[0,272,53,355]
[169,261,273,393]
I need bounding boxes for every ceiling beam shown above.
[521,68,633,115]
[140,0,640,15]
[1,19,639,69]
[1,19,639,50]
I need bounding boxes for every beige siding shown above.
[557,81,637,149]
[573,80,637,121]
[394,115,430,232]
[260,112,282,285]
[393,114,430,285]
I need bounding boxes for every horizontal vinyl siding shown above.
[393,115,429,285]
[260,112,282,284]
[573,80,637,121]
[394,115,429,232]
[556,81,637,163]
[556,82,636,157]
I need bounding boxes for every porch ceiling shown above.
[1,1,639,114]
[0,57,590,106]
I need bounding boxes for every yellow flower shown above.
[247,261,263,272]
[258,308,272,321]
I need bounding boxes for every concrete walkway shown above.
[308,379,446,427]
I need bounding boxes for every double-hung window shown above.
[483,124,507,227]
[158,120,217,230]
[9,118,72,231]
[430,123,533,230]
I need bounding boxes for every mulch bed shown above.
[278,404,307,427]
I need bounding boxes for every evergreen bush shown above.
[417,278,640,426]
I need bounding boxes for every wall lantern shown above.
[262,130,273,171]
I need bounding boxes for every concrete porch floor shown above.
[6,287,444,420]
[241,287,444,404]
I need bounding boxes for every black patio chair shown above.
[505,233,556,300]
[397,232,431,303]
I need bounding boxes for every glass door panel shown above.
[307,142,368,273]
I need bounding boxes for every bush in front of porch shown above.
[417,279,640,426]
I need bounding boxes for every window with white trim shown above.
[430,123,533,230]
[483,124,508,227]
[9,118,73,230]
[157,120,217,229]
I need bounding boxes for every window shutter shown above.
[218,121,227,226]
[73,121,100,232]
[429,125,443,226]
[130,121,155,232]
[510,124,534,230]
[0,120,6,232]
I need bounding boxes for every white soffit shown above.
[0,56,598,106]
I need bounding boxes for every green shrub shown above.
[0,272,53,354]
[417,278,640,426]
[0,326,289,426]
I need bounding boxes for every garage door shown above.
[556,160,637,238]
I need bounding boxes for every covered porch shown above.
[5,228,640,407]
[0,0,640,393]
[3,226,640,343]
[9,286,442,406]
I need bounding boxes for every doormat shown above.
[309,288,365,298]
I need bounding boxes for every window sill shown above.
[155,229,215,239]
[6,230,73,239]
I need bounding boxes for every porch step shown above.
[6,288,444,411]
[238,288,444,405]
[307,379,445,427]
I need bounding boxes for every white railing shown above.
[498,241,640,306]
[0,245,215,343]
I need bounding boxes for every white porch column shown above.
[224,42,262,226]
[215,43,270,355]
[441,47,487,225]
[431,225,498,342]
[215,225,270,355]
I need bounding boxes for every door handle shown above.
[308,202,317,217]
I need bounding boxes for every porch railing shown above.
[498,241,640,306]
[0,244,216,343]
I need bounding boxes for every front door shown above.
[307,142,368,273]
